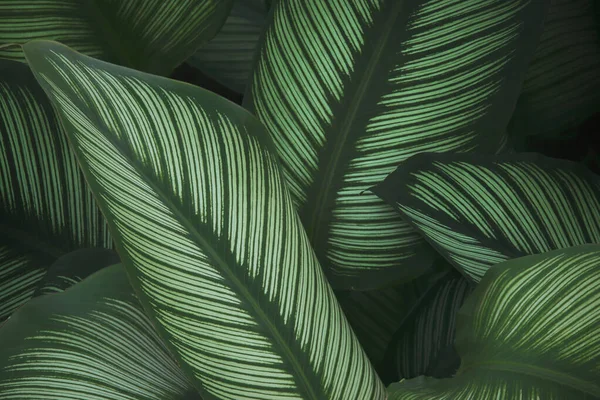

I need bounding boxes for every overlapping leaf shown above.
[0,0,232,75]
[188,0,267,93]
[0,59,112,322]
[33,248,120,296]
[372,152,600,281]
[384,274,472,384]
[387,245,600,399]
[509,0,600,142]
[244,0,549,289]
[23,41,385,400]
[0,264,199,400]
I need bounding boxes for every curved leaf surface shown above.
[0,59,112,322]
[33,248,120,296]
[23,41,385,400]
[244,0,549,289]
[386,274,472,383]
[0,264,199,399]
[188,0,267,93]
[509,0,600,142]
[372,152,600,281]
[387,244,600,399]
[0,0,232,75]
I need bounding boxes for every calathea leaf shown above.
[0,264,200,399]
[23,41,385,400]
[0,59,112,322]
[33,248,120,296]
[0,0,233,75]
[244,0,549,289]
[379,272,472,385]
[508,0,600,143]
[387,244,600,399]
[188,0,268,93]
[371,152,600,282]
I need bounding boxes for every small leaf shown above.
[372,152,600,281]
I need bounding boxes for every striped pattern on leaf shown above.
[509,0,600,141]
[189,0,267,93]
[371,152,600,282]
[0,0,232,75]
[0,59,111,322]
[23,41,385,400]
[33,248,120,296]
[0,264,199,400]
[390,275,472,382]
[388,245,600,399]
[244,0,548,289]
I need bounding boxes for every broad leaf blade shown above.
[0,0,233,75]
[188,0,267,93]
[33,248,120,296]
[0,264,199,399]
[244,0,549,289]
[509,0,600,142]
[0,59,112,322]
[24,41,385,400]
[372,152,600,281]
[388,245,600,399]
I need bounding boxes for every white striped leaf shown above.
[387,244,600,399]
[0,59,112,322]
[33,248,120,296]
[508,0,600,142]
[0,264,200,399]
[188,0,267,93]
[0,0,232,75]
[23,41,386,400]
[371,152,600,282]
[244,0,549,289]
[383,274,472,383]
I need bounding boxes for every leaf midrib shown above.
[305,1,406,245]
[95,138,324,399]
[460,360,600,397]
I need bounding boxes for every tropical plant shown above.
[0,0,599,399]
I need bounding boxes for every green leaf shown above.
[0,0,233,75]
[0,59,112,322]
[243,0,549,289]
[188,0,267,93]
[508,0,600,143]
[23,40,385,400]
[0,264,200,399]
[387,244,600,399]
[33,248,120,296]
[383,274,472,383]
[371,152,600,282]
[337,257,454,371]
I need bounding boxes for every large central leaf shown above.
[24,41,385,400]
[244,0,549,289]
